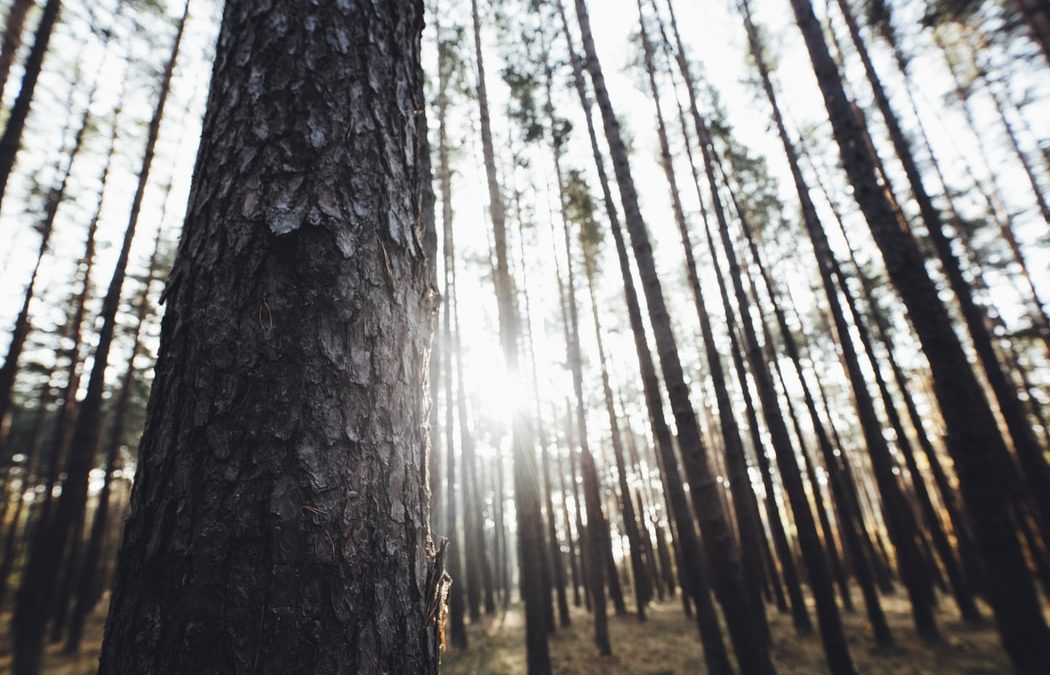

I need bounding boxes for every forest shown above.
[0,0,1047,672]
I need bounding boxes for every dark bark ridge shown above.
[99,2,441,672]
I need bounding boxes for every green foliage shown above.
[562,168,602,270]
[705,89,788,240]
[502,63,545,144]
[438,23,471,101]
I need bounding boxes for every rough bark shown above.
[97,1,442,672]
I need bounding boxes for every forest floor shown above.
[442,592,1011,674]
[0,603,107,674]
[0,591,1012,673]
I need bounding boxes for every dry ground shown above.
[442,593,1011,674]
[0,591,1012,673]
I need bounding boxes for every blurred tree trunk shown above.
[790,0,1050,669]
[436,28,467,645]
[575,0,772,670]
[0,0,60,214]
[0,0,34,102]
[13,5,187,670]
[636,0,768,636]
[469,0,551,670]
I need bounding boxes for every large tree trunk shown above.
[0,0,60,214]
[97,1,441,672]
[790,0,1050,669]
[469,1,551,671]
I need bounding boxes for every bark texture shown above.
[98,2,441,672]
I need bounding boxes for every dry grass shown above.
[0,590,1013,673]
[442,593,1012,674]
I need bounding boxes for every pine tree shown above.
[0,0,61,214]
[789,0,1050,669]
[96,0,442,670]
[469,0,551,670]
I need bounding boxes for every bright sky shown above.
[0,0,1046,501]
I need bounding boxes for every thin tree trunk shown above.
[0,0,34,102]
[557,431,582,608]
[13,5,187,669]
[836,0,1050,566]
[0,0,60,214]
[469,1,550,670]
[548,115,613,649]
[637,0,767,636]
[575,0,772,670]
[436,20,467,647]
[790,0,1050,669]
[0,74,84,442]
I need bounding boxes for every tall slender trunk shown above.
[516,211,557,632]
[574,1,772,670]
[583,253,650,621]
[878,13,1050,360]
[0,75,84,440]
[564,404,591,612]
[469,1,550,670]
[636,0,768,638]
[835,0,1050,565]
[738,0,904,655]
[790,0,1050,669]
[556,426,581,608]
[65,212,167,652]
[435,27,467,647]
[554,1,726,660]
[728,206,853,616]
[798,133,986,593]
[0,0,60,214]
[0,0,34,101]
[13,6,188,671]
[825,232,980,621]
[548,114,613,649]
[33,88,123,530]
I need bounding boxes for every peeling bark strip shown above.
[98,2,440,673]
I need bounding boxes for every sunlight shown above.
[463,340,530,427]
